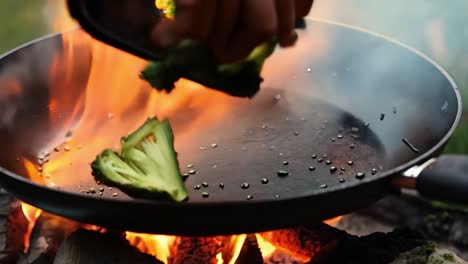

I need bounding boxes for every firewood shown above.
[53,229,162,264]
[259,223,346,262]
[0,194,28,263]
[234,235,263,264]
[168,236,226,264]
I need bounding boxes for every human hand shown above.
[151,0,314,63]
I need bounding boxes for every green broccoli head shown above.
[139,36,277,98]
[91,117,188,202]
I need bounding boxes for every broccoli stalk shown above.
[91,117,188,202]
[141,0,277,97]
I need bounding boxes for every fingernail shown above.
[279,31,298,47]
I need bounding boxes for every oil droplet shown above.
[349,144,356,149]
[341,167,346,171]
[187,164,194,168]
[189,169,197,174]
[330,166,337,173]
[194,184,201,190]
[247,195,253,200]
[355,172,365,180]
[261,178,269,184]
[219,183,225,189]
[202,192,209,198]
[277,170,289,177]
[339,178,345,183]
[99,188,105,192]
[54,147,60,152]
[309,166,316,171]
[325,160,332,165]
[283,161,289,165]
[320,184,328,189]
[322,154,327,158]
[337,134,343,139]
[108,187,113,190]
[364,123,370,127]
[112,193,118,197]
[331,138,336,142]
[199,146,207,150]
[294,131,300,136]
[307,68,311,72]
[275,194,280,198]
[210,143,218,148]
[274,94,281,101]
[212,165,217,168]
[63,145,71,151]
[312,154,317,159]
[279,153,284,156]
[241,183,250,189]
[372,168,378,175]
[202,182,209,187]
[347,160,354,166]
[317,159,323,163]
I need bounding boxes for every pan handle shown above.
[395,155,468,205]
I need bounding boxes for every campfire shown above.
[12,201,344,264]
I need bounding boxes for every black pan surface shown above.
[0,18,460,235]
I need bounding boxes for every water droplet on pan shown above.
[277,170,289,177]
[261,178,269,184]
[355,172,366,180]
[330,166,337,173]
[241,183,250,189]
[309,166,316,171]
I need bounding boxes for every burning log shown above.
[167,236,226,264]
[0,193,28,263]
[234,235,263,264]
[259,223,346,262]
[53,229,162,264]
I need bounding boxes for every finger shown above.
[151,0,216,48]
[295,0,314,18]
[207,0,241,63]
[224,0,278,62]
[275,0,297,47]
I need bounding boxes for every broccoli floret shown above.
[141,0,277,97]
[91,117,188,202]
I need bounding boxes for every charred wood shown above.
[53,229,162,264]
[234,235,263,264]
[168,236,225,264]
[259,223,346,262]
[0,192,27,264]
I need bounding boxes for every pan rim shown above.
[0,18,462,211]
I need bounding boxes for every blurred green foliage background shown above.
[0,0,467,153]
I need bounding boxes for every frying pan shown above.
[0,14,466,236]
